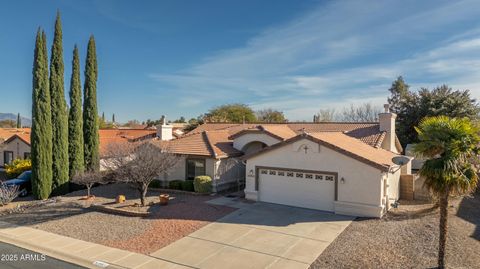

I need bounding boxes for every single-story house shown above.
[0,128,32,165]
[154,104,411,217]
[1,106,412,218]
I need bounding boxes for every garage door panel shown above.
[258,168,335,212]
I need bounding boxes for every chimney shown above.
[379,104,397,153]
[156,115,173,141]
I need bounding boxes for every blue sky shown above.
[2,0,480,122]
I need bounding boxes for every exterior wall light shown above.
[340,177,345,184]
[248,169,254,178]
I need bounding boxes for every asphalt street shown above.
[0,241,85,269]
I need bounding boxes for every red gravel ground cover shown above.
[0,184,237,255]
[100,194,236,254]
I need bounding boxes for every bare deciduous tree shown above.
[339,103,381,122]
[72,171,109,198]
[313,109,336,122]
[256,108,287,123]
[104,141,180,206]
[0,183,19,206]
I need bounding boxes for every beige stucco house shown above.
[0,128,31,166]
[155,104,410,218]
[1,107,411,218]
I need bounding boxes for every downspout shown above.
[213,159,218,193]
[381,171,388,214]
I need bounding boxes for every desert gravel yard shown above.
[0,184,236,254]
[311,192,480,269]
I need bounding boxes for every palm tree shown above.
[413,116,479,269]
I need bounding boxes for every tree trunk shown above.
[139,183,148,206]
[87,185,91,197]
[438,189,449,269]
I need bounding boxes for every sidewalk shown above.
[0,221,190,269]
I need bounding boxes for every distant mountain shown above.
[0,113,32,127]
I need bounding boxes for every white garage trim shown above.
[254,166,338,201]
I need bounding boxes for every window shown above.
[269,170,276,175]
[186,158,206,180]
[260,169,267,175]
[296,173,304,178]
[305,174,313,179]
[24,152,31,159]
[315,175,323,180]
[277,171,285,176]
[286,172,294,177]
[3,151,13,165]
[325,175,334,181]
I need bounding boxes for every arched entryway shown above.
[241,141,268,155]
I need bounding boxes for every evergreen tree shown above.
[387,76,409,113]
[31,29,53,199]
[49,12,69,194]
[112,113,115,123]
[68,45,84,178]
[83,35,100,171]
[387,77,480,145]
[102,112,105,122]
[16,113,21,128]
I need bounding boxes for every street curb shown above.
[0,230,126,269]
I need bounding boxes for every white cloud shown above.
[150,0,480,120]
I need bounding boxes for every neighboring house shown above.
[0,128,31,166]
[98,129,157,155]
[0,128,158,167]
[155,104,410,218]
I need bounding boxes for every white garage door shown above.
[258,168,336,212]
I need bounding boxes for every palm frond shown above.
[414,116,480,196]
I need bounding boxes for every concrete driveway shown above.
[151,198,353,269]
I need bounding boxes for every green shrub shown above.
[149,180,162,188]
[168,180,183,190]
[5,159,32,179]
[194,176,212,194]
[181,180,195,192]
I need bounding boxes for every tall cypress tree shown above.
[16,113,21,128]
[83,35,100,171]
[31,29,53,200]
[50,12,69,194]
[68,45,84,178]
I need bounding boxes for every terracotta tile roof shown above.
[190,122,387,147]
[309,132,397,171]
[8,133,31,144]
[151,130,242,158]
[152,132,213,157]
[98,129,156,141]
[189,123,242,134]
[0,128,157,156]
[0,128,31,143]
[176,122,395,159]
[261,125,297,140]
[243,132,398,171]
[204,130,243,158]
[98,129,156,156]
[229,125,297,141]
